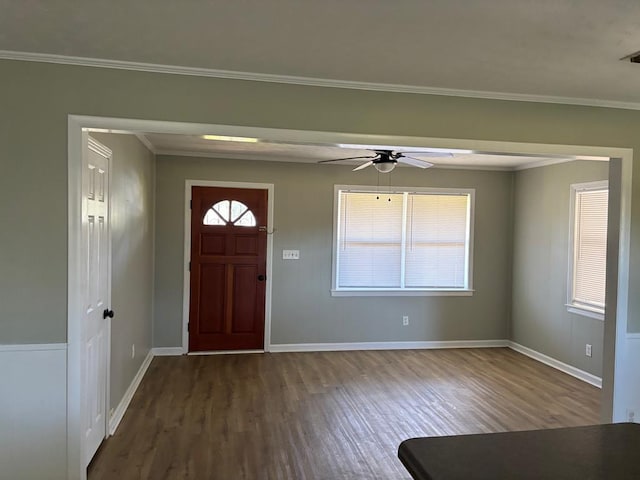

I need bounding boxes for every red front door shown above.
[189,186,267,351]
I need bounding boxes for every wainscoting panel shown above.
[0,344,68,479]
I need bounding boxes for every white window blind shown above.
[405,194,468,288]
[335,188,473,292]
[571,185,608,313]
[338,193,404,287]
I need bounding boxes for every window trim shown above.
[567,180,608,321]
[331,184,475,296]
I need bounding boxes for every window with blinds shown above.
[333,186,474,295]
[569,181,608,317]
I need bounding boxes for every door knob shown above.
[103,309,115,319]
[257,275,266,282]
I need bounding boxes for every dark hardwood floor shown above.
[88,348,600,480]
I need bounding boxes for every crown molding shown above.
[512,157,578,171]
[2,49,640,111]
[134,133,157,154]
[155,149,321,164]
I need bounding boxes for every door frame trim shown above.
[182,180,275,353]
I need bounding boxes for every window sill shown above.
[331,289,474,297]
[566,304,604,321]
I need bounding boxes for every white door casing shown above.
[82,134,112,465]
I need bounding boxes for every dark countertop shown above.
[398,423,640,480]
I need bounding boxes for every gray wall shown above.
[0,58,639,469]
[90,132,155,412]
[511,161,609,376]
[154,155,513,347]
[2,59,640,346]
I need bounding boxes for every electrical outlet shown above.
[131,344,135,359]
[585,344,592,357]
[627,409,636,423]
[402,316,409,326]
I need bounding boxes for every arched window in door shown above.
[203,200,257,227]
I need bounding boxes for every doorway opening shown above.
[68,115,632,480]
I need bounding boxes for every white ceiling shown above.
[139,132,601,170]
[1,0,640,105]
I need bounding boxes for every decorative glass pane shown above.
[214,200,230,221]
[234,210,257,227]
[230,201,248,223]
[203,200,257,227]
[203,207,226,225]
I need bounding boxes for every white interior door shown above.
[82,134,112,465]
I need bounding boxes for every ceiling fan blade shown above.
[397,151,454,158]
[353,160,374,171]
[318,155,376,164]
[398,156,434,169]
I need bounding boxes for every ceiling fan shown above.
[318,149,451,173]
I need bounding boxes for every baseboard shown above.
[268,339,508,353]
[187,349,264,356]
[108,350,153,435]
[508,341,602,388]
[151,347,185,356]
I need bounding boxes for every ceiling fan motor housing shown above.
[373,150,397,165]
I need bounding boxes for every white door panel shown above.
[82,134,111,465]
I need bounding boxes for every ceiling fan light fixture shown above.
[374,162,396,173]
[202,134,259,143]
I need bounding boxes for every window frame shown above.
[331,184,475,297]
[566,180,608,321]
